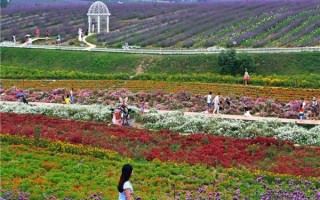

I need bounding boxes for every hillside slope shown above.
[1,47,320,75]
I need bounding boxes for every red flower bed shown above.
[1,113,319,177]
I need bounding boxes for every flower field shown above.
[1,1,319,48]
[1,0,320,198]
[1,87,319,119]
[2,65,320,88]
[1,111,320,199]
[1,103,319,145]
[1,113,320,178]
[2,137,320,199]
[2,80,320,102]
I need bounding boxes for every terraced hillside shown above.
[1,0,319,48]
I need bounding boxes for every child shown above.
[65,95,71,104]
[299,104,304,120]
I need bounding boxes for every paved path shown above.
[82,34,96,50]
[1,101,319,125]
[1,42,319,54]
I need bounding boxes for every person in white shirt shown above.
[213,93,220,114]
[206,92,212,113]
[118,164,140,200]
[70,88,74,102]
[301,98,306,108]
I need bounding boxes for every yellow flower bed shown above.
[2,79,319,101]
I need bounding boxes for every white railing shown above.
[1,42,319,55]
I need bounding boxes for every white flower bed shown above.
[0,103,139,122]
[140,111,320,146]
[1,104,319,145]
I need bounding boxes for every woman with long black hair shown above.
[118,164,135,200]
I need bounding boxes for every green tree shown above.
[237,53,255,75]
[218,49,255,76]
[218,49,237,75]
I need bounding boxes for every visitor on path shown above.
[118,164,141,200]
[12,34,16,44]
[35,28,40,37]
[45,30,49,44]
[244,105,252,117]
[243,68,250,85]
[56,34,61,45]
[70,88,74,102]
[301,98,306,108]
[213,93,220,114]
[206,92,213,113]
[225,97,231,107]
[78,28,83,41]
[22,96,28,104]
[310,97,319,120]
[112,97,132,126]
[299,104,305,120]
[28,37,32,45]
[65,94,71,104]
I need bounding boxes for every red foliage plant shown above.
[1,113,319,177]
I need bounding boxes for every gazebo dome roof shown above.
[87,1,110,15]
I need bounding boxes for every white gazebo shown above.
[87,1,111,34]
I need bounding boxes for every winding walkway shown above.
[82,34,96,50]
[1,101,319,125]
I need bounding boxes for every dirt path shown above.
[135,60,145,75]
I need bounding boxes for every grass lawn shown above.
[1,47,319,76]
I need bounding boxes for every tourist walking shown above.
[118,164,141,200]
[301,98,306,108]
[56,34,61,45]
[22,96,28,104]
[299,104,305,120]
[45,30,49,44]
[213,93,220,114]
[310,97,319,120]
[70,88,74,102]
[206,92,213,113]
[12,34,16,44]
[243,68,250,85]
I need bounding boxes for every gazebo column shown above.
[88,15,91,34]
[107,15,109,33]
[97,16,100,33]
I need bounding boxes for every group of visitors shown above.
[62,88,74,104]
[299,97,319,120]
[11,26,89,45]
[12,30,61,45]
[206,92,222,114]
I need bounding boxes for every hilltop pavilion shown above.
[87,1,111,34]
